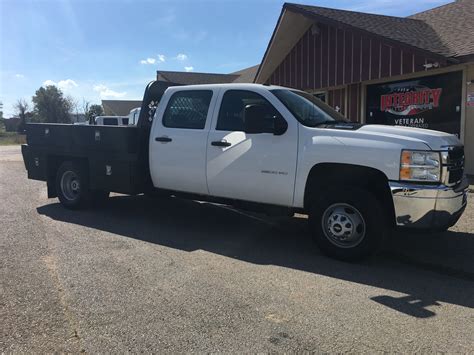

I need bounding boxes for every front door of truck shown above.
[206,89,298,206]
[149,88,217,195]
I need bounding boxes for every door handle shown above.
[155,136,172,143]
[211,141,231,147]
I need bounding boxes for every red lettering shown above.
[414,91,423,105]
[380,87,443,112]
[431,88,442,107]
[381,94,392,111]
[399,93,406,107]
[393,93,400,107]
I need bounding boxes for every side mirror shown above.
[273,115,288,136]
[244,104,287,135]
[244,104,269,134]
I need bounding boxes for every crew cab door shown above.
[206,89,298,206]
[149,88,217,195]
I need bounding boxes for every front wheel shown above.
[309,188,387,261]
[55,161,91,209]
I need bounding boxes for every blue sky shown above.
[1,0,452,117]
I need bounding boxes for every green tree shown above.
[14,99,31,133]
[87,104,104,124]
[32,85,73,123]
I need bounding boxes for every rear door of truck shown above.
[149,86,219,195]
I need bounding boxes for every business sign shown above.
[366,71,462,136]
[467,92,474,107]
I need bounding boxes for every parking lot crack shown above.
[42,254,85,352]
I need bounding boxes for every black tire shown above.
[308,187,387,261]
[55,161,91,210]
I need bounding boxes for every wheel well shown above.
[46,155,88,198]
[304,163,396,227]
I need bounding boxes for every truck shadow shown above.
[37,194,474,317]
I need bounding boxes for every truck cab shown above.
[148,83,468,259]
[21,82,468,260]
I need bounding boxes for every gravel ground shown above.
[1,146,473,352]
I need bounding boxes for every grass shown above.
[0,131,27,145]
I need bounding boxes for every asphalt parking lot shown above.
[1,145,473,352]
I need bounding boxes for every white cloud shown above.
[176,53,188,61]
[58,79,78,90]
[43,79,57,87]
[15,74,25,78]
[140,57,156,65]
[184,66,194,72]
[42,79,78,90]
[93,84,126,99]
[157,54,166,62]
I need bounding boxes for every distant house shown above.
[102,100,142,116]
[4,117,20,132]
[156,64,259,86]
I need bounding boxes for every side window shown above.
[163,90,213,129]
[217,90,281,132]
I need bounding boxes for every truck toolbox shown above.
[26,123,140,154]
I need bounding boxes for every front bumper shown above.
[389,177,469,229]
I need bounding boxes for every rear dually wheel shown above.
[55,161,91,209]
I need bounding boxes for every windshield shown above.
[270,89,348,127]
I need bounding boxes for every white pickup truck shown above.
[22,82,468,260]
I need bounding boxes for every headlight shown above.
[400,150,441,182]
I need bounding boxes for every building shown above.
[4,117,20,132]
[255,0,474,174]
[102,100,143,116]
[99,66,258,119]
[70,113,87,123]
[156,64,259,85]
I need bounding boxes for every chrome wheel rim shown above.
[321,203,366,248]
[60,171,80,201]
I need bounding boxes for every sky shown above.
[0,0,453,117]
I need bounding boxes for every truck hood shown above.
[356,124,461,150]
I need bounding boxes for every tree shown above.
[69,97,83,123]
[86,104,104,124]
[82,99,90,119]
[14,99,30,133]
[32,85,73,123]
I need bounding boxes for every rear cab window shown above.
[162,90,213,129]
